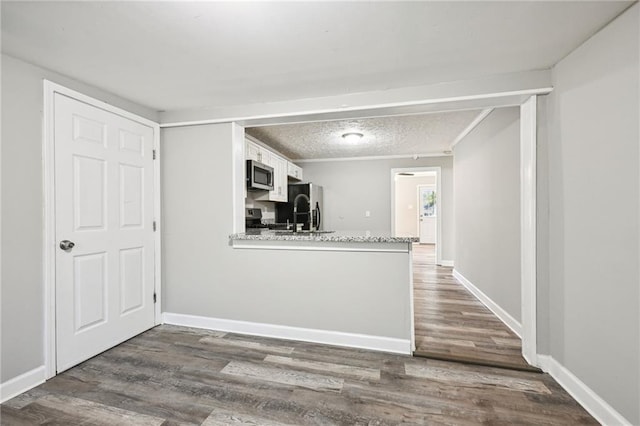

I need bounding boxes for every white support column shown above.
[520,95,538,365]
[231,123,246,234]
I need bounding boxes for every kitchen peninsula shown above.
[231,132,419,354]
[163,123,417,359]
[228,230,418,354]
[230,230,417,250]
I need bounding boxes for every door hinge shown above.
[153,221,157,232]
[153,292,157,304]
[153,149,157,160]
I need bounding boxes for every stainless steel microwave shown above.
[246,160,274,191]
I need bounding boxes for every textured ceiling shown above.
[246,110,482,160]
[1,1,633,112]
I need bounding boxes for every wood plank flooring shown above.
[1,325,596,425]
[412,244,534,371]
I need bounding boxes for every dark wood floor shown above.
[1,325,595,425]
[413,244,533,371]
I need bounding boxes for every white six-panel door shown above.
[54,93,156,373]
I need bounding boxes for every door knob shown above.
[59,240,75,251]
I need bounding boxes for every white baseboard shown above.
[440,260,454,267]
[537,355,631,426]
[0,365,46,403]
[162,313,411,355]
[452,269,522,337]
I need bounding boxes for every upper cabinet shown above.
[246,139,270,164]
[287,161,303,181]
[247,138,289,202]
[267,154,287,202]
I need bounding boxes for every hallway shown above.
[412,244,533,371]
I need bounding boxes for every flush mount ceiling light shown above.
[341,132,364,143]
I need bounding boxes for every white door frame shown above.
[390,167,442,265]
[42,81,162,379]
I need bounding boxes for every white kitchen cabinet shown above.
[246,139,270,164]
[246,138,290,202]
[287,161,303,181]
[255,152,287,202]
[271,154,288,202]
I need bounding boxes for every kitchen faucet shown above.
[292,193,311,232]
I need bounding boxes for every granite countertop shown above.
[229,229,418,243]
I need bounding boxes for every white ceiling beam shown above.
[159,70,552,127]
[449,108,494,150]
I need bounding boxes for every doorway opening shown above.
[411,250,538,371]
[409,105,539,372]
[391,167,442,266]
[229,95,539,369]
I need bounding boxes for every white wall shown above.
[453,107,521,323]
[301,157,454,262]
[0,54,158,384]
[542,4,639,423]
[395,175,436,237]
[162,124,411,342]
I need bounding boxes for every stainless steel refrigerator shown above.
[276,183,324,231]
